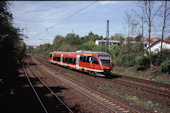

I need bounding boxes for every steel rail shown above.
[22,63,48,113]
[54,69,139,113]
[34,58,139,113]
[36,54,170,106]
[26,62,73,113]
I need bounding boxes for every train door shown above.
[61,54,63,65]
[51,54,54,63]
[76,55,80,69]
[89,56,92,68]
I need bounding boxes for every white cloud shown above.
[29,31,37,36]
[99,1,118,5]
[24,37,52,46]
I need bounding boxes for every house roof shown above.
[143,37,161,40]
[164,39,170,43]
[150,39,170,48]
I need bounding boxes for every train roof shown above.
[50,50,110,56]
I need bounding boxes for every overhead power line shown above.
[37,1,96,37]
[48,1,96,29]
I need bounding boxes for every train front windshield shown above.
[98,55,111,66]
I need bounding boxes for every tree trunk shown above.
[160,0,167,56]
[148,1,153,68]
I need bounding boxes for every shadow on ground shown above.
[0,64,85,113]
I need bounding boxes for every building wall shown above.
[150,42,170,53]
[95,40,119,46]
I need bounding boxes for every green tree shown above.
[110,33,124,40]
[53,35,63,45]
[0,1,26,75]
[91,34,102,41]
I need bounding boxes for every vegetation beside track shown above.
[28,34,170,83]
[34,53,170,113]
[0,1,26,113]
[96,83,170,113]
[112,66,170,84]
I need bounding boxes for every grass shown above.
[112,70,140,78]
[111,70,122,75]
[64,72,85,82]
[125,72,140,78]
[65,72,76,78]
[154,79,170,84]
[96,83,170,113]
[112,68,170,84]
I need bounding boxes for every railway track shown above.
[22,61,73,113]
[34,54,170,107]
[30,55,139,113]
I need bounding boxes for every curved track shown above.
[35,54,170,107]
[31,54,158,112]
[30,54,140,113]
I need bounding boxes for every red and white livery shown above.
[49,51,112,76]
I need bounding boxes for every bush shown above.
[159,60,170,74]
[136,56,150,70]
[151,53,163,66]
[151,50,170,66]
[121,54,136,67]
[161,49,170,60]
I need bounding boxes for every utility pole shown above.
[106,20,109,52]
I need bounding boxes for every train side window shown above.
[92,56,99,64]
[53,57,56,60]
[49,54,52,58]
[69,58,72,63]
[65,58,68,63]
[80,56,85,62]
[64,57,67,63]
[73,58,76,64]
[57,57,60,61]
[85,56,91,63]
[63,57,66,62]
[80,56,83,62]
[68,58,75,64]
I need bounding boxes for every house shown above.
[149,40,170,53]
[95,40,120,46]
[125,37,161,48]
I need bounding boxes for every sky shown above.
[9,1,166,46]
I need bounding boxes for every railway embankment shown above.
[33,54,170,113]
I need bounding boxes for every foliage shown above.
[0,1,26,75]
[159,60,170,74]
[91,34,102,41]
[121,54,136,67]
[135,35,143,42]
[136,56,150,70]
[110,33,124,40]
[135,49,170,71]
[109,42,145,67]
[151,49,170,65]
[31,32,106,57]
[80,41,105,51]
[151,53,163,66]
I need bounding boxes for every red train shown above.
[49,51,112,76]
